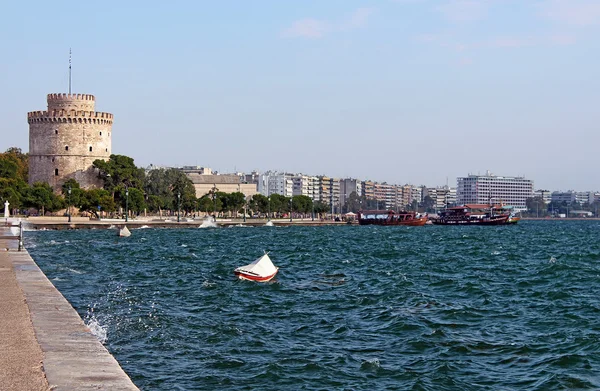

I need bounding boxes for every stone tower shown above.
[27,93,113,191]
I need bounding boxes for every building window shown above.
[54,169,59,176]
[51,158,55,162]
[65,146,69,151]
[89,146,93,152]
[99,131,102,136]
[55,130,58,135]
[105,148,108,152]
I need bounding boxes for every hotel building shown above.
[456,172,533,212]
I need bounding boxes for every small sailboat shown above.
[234,253,278,282]
[119,225,131,237]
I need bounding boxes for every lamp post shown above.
[268,195,271,222]
[125,186,129,222]
[177,192,181,223]
[312,199,315,221]
[289,197,293,222]
[67,186,72,223]
[243,197,247,223]
[212,185,218,221]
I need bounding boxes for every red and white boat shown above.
[234,253,278,282]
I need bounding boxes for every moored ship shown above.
[429,204,512,225]
[357,210,428,226]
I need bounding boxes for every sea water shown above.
[25,221,600,390]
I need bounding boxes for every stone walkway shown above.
[0,226,139,390]
[0,228,49,390]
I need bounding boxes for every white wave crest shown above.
[86,316,108,344]
[199,218,218,228]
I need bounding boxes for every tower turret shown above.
[28,93,113,191]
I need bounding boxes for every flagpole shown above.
[69,48,72,94]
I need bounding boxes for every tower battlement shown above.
[27,110,113,124]
[47,93,95,101]
[47,93,96,111]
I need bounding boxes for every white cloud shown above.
[282,19,329,39]
[282,8,376,39]
[540,0,600,26]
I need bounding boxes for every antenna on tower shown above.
[68,48,72,94]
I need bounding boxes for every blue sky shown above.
[1,0,599,190]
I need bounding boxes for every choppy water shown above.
[25,221,600,390]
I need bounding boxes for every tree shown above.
[23,182,64,215]
[345,191,361,213]
[225,192,246,216]
[80,188,117,218]
[0,184,21,211]
[197,195,214,214]
[249,194,269,216]
[526,196,547,217]
[269,194,287,216]
[292,195,313,214]
[313,201,329,218]
[0,147,28,183]
[93,154,145,196]
[145,168,196,213]
[422,195,435,213]
[61,179,84,209]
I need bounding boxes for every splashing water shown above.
[86,316,108,344]
[199,218,218,228]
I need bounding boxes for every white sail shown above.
[119,226,131,237]
[234,253,278,279]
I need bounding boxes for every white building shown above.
[456,172,533,212]
[425,187,457,210]
[257,171,293,197]
[534,189,552,204]
[292,174,319,199]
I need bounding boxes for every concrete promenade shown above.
[23,216,350,230]
[0,226,139,390]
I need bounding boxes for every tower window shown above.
[54,169,59,176]
[65,146,69,151]
[55,130,58,135]
[99,132,102,136]
[51,158,55,162]
[105,148,108,152]
[89,146,93,152]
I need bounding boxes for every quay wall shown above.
[3,229,139,390]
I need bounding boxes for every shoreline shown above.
[0,227,139,390]
[11,216,600,231]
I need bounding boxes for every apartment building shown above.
[457,172,533,212]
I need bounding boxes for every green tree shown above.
[145,168,196,213]
[292,195,313,214]
[269,194,288,216]
[0,185,21,211]
[313,201,329,218]
[345,191,361,213]
[422,195,435,213]
[61,179,85,209]
[526,197,548,217]
[249,194,269,216]
[80,188,117,218]
[0,147,28,183]
[93,154,145,196]
[24,182,64,215]
[197,195,214,214]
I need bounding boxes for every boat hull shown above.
[234,270,278,282]
[358,217,428,226]
[429,215,510,225]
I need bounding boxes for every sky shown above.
[1,0,599,191]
